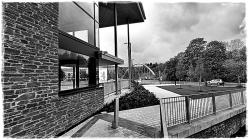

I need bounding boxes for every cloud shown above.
[99,2,245,66]
[152,3,201,32]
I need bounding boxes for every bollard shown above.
[211,93,216,115]
[185,96,191,123]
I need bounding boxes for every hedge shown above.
[100,82,159,112]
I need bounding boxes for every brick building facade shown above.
[2,2,145,138]
[2,3,105,137]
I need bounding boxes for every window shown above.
[59,2,95,45]
[76,2,94,17]
[58,2,100,93]
[59,49,93,91]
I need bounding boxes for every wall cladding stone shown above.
[188,112,246,138]
[2,2,104,138]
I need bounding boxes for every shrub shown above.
[100,82,159,112]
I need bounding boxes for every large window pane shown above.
[76,2,94,17]
[59,2,94,45]
[79,67,88,88]
[59,49,90,91]
[79,53,89,88]
[60,65,76,91]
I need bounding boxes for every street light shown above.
[124,42,131,89]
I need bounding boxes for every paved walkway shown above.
[61,105,162,138]
[143,84,180,98]
[60,84,181,138]
[80,119,147,137]
[109,105,161,128]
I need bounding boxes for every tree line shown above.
[146,38,246,83]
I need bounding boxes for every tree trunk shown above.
[238,75,241,86]
[199,74,201,91]
[179,79,181,88]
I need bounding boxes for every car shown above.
[207,79,224,86]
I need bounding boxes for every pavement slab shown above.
[82,119,147,138]
[143,84,180,98]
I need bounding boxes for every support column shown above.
[112,3,119,129]
[127,18,131,89]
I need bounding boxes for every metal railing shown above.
[159,89,246,131]
[102,79,130,97]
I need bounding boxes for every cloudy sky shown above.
[99,2,245,66]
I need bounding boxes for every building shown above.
[2,1,145,137]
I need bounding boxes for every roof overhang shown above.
[98,51,124,66]
[99,2,146,28]
[59,30,99,57]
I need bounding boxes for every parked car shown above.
[207,79,224,86]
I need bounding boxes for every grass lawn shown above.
[158,85,245,97]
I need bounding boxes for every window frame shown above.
[58,2,100,96]
[58,49,100,96]
[58,51,89,91]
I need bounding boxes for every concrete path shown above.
[61,113,149,138]
[109,105,160,128]
[143,84,180,98]
[82,119,147,137]
[60,84,182,138]
[61,105,162,138]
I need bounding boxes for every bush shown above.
[100,82,159,112]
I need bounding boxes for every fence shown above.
[148,80,245,87]
[159,89,246,132]
[102,79,129,97]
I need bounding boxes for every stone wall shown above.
[188,111,246,138]
[2,3,104,138]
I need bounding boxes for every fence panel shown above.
[215,93,230,112]
[232,91,242,107]
[189,96,213,121]
[160,89,246,128]
[161,96,187,127]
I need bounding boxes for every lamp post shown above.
[124,42,132,89]
[112,3,119,129]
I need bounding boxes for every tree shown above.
[227,39,245,51]
[80,69,88,80]
[164,57,178,83]
[187,63,195,81]
[183,38,206,69]
[195,57,205,91]
[223,39,246,83]
[204,41,226,80]
[176,58,185,88]
[223,59,246,86]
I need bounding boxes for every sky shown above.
[99,2,246,66]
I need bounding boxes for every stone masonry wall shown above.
[188,111,246,138]
[2,3,104,138]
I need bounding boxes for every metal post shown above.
[127,18,131,89]
[185,96,191,123]
[76,58,79,88]
[112,3,119,129]
[229,92,233,108]
[241,90,244,105]
[159,98,168,137]
[212,93,216,115]
[73,66,76,88]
